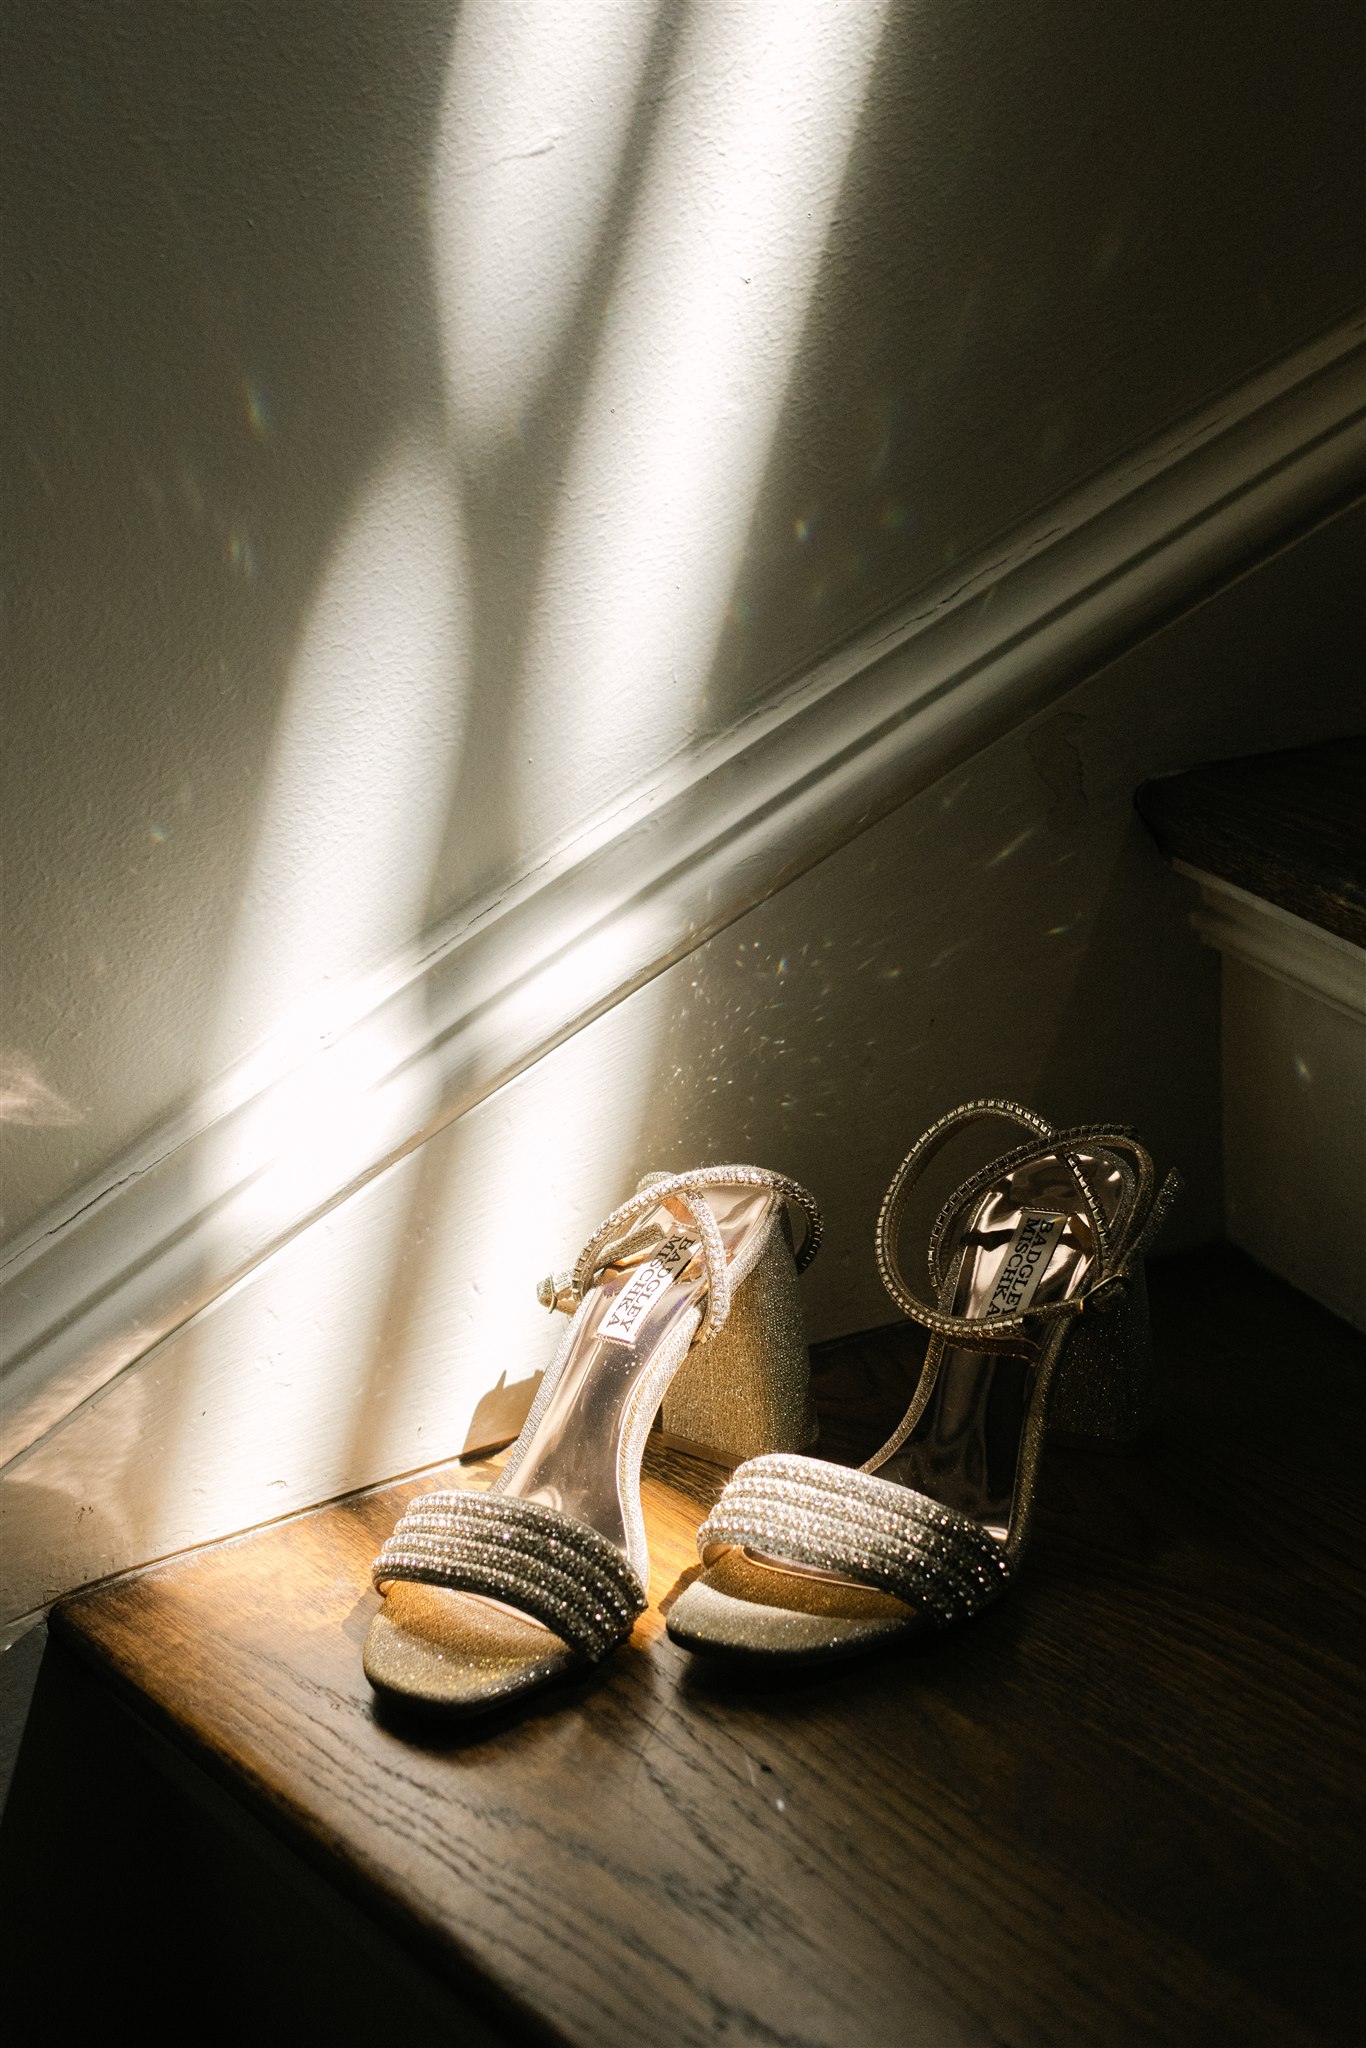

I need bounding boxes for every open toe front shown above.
[667,1550,916,1664]
[362,1166,822,1717]
[363,1582,578,1714]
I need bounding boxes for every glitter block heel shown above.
[364,1165,820,1715]
[667,1103,1179,1667]
[657,1214,817,1465]
[1048,1256,1156,1446]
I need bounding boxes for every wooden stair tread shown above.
[1136,735,1366,944]
[46,1250,1366,2048]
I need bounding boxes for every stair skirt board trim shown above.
[1178,866,1366,1023]
[3,315,1365,1471]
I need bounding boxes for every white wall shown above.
[4,0,1365,1241]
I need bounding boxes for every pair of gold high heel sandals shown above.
[364,1102,1181,1716]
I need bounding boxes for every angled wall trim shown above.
[4,314,1365,1470]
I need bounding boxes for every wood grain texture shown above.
[50,1250,1366,2048]
[1137,736,1366,945]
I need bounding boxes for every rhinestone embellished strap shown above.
[697,1454,1012,1627]
[372,1490,647,1661]
[923,1119,1143,1295]
[543,1166,821,1347]
[876,1101,1178,1348]
[876,1102,1065,1350]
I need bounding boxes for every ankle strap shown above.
[540,1166,821,1347]
[875,1100,1180,1352]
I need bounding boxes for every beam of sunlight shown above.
[499,900,665,1045]
[0,950,685,1637]
[209,438,469,1069]
[0,1054,84,1128]
[198,437,470,1229]
[171,1165,415,1552]
[150,439,472,1532]
[0,1154,418,1634]
[432,0,664,459]
[337,967,679,1489]
[503,0,892,859]
[986,822,1041,868]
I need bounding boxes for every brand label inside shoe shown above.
[984,1211,1067,1318]
[600,1232,700,1346]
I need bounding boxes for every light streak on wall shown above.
[507,0,893,861]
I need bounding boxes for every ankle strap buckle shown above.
[536,1268,577,1315]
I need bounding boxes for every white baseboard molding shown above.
[1180,868,1365,1331]
[1179,866,1366,1022]
[4,313,1365,1470]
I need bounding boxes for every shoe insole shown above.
[875,1148,1129,1537]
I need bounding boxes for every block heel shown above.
[658,1214,817,1466]
[1048,1258,1157,1447]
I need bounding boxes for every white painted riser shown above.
[1225,963,1366,1331]
[1182,872,1366,1333]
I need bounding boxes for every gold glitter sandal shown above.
[364,1166,821,1714]
[666,1103,1180,1666]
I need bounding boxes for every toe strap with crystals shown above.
[372,1490,647,1661]
[696,1454,1012,1626]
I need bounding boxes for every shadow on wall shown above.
[697,0,1366,730]
[2,1,458,1228]
[3,0,897,1232]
